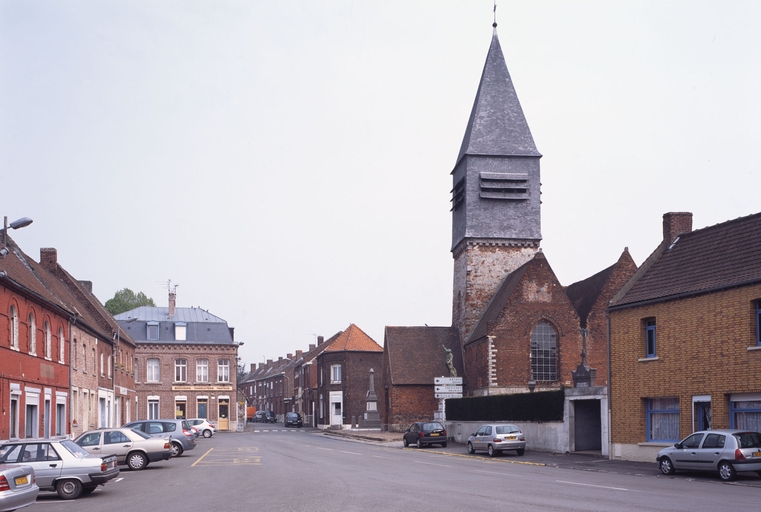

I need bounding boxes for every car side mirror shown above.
[674,442,681,449]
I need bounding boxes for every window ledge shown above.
[747,346,761,352]
[638,441,674,447]
[638,357,660,362]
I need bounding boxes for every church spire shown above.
[455,30,540,168]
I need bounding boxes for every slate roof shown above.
[609,212,761,308]
[116,306,234,345]
[323,324,382,353]
[384,326,462,385]
[455,30,540,168]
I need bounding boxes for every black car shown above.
[284,412,303,428]
[252,410,277,423]
[403,421,447,448]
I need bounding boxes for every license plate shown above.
[753,451,761,457]
[505,435,516,440]
[15,475,28,486]
[430,433,439,436]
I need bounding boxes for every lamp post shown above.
[1,216,33,256]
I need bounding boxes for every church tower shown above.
[452,27,542,342]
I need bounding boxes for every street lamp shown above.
[1,216,33,256]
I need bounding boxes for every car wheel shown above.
[441,441,448,448]
[127,452,148,470]
[487,444,496,457]
[516,448,525,456]
[718,461,737,481]
[203,429,212,438]
[417,438,424,448]
[467,442,475,454]
[403,437,409,447]
[171,442,184,457]
[658,457,675,475]
[81,485,97,495]
[56,479,83,500]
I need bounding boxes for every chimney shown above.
[663,212,693,244]
[250,363,256,373]
[309,344,316,351]
[318,336,324,345]
[40,248,57,271]
[168,288,176,318]
[79,280,93,294]
[295,350,303,359]
[287,353,293,359]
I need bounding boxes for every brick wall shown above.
[610,284,761,446]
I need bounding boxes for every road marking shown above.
[372,456,394,460]
[340,451,361,455]
[316,447,333,451]
[114,477,124,483]
[474,469,523,477]
[556,480,628,491]
[413,461,452,468]
[191,447,214,466]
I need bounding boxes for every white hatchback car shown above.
[467,424,526,457]
[657,429,761,481]
[186,419,216,438]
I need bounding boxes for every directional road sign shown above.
[435,385,463,393]
[434,377,463,385]
[435,393,463,399]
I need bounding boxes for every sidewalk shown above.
[319,428,760,486]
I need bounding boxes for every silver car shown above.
[123,419,196,457]
[657,429,761,481]
[0,464,38,512]
[467,424,526,457]
[0,437,119,500]
[75,428,172,470]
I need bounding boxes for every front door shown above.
[218,399,229,430]
[694,401,712,431]
[574,399,602,451]
[330,392,343,426]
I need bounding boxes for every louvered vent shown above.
[479,172,528,200]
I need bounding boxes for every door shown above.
[694,401,712,431]
[175,400,186,419]
[673,433,704,469]
[330,392,343,426]
[574,399,602,451]
[22,442,63,488]
[218,399,229,430]
[696,432,726,470]
[197,400,208,419]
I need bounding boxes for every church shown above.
[382,25,636,454]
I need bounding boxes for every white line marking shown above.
[413,461,452,468]
[114,477,124,483]
[340,451,361,455]
[556,480,628,491]
[316,447,333,451]
[474,469,523,477]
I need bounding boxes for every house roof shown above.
[116,306,234,345]
[384,326,462,385]
[566,249,635,327]
[455,30,540,168]
[610,212,761,308]
[1,237,116,341]
[323,324,382,353]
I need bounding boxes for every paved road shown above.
[24,428,761,512]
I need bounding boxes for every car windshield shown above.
[734,432,761,448]
[61,439,91,458]
[495,425,521,434]
[423,423,443,431]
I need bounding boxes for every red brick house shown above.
[1,237,72,439]
[316,324,383,429]
[608,211,761,462]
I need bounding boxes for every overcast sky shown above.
[2,1,759,369]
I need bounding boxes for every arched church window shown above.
[531,321,557,382]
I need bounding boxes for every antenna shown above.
[493,1,498,28]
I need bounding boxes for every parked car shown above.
[284,412,303,428]
[402,422,447,448]
[0,464,38,512]
[657,429,761,481]
[0,437,119,500]
[466,424,526,457]
[252,411,276,423]
[123,420,196,457]
[187,419,216,438]
[74,428,172,470]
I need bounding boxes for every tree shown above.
[105,288,156,315]
[237,360,248,384]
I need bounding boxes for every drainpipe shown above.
[606,311,612,460]
[68,315,78,437]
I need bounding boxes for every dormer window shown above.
[147,322,159,341]
[175,323,187,341]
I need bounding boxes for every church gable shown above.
[463,251,582,395]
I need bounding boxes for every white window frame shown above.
[147,358,160,383]
[331,364,342,384]
[44,321,52,360]
[58,327,65,364]
[10,305,19,350]
[217,359,230,383]
[174,323,187,341]
[28,313,36,355]
[175,359,188,382]
[147,397,160,420]
[196,359,209,382]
